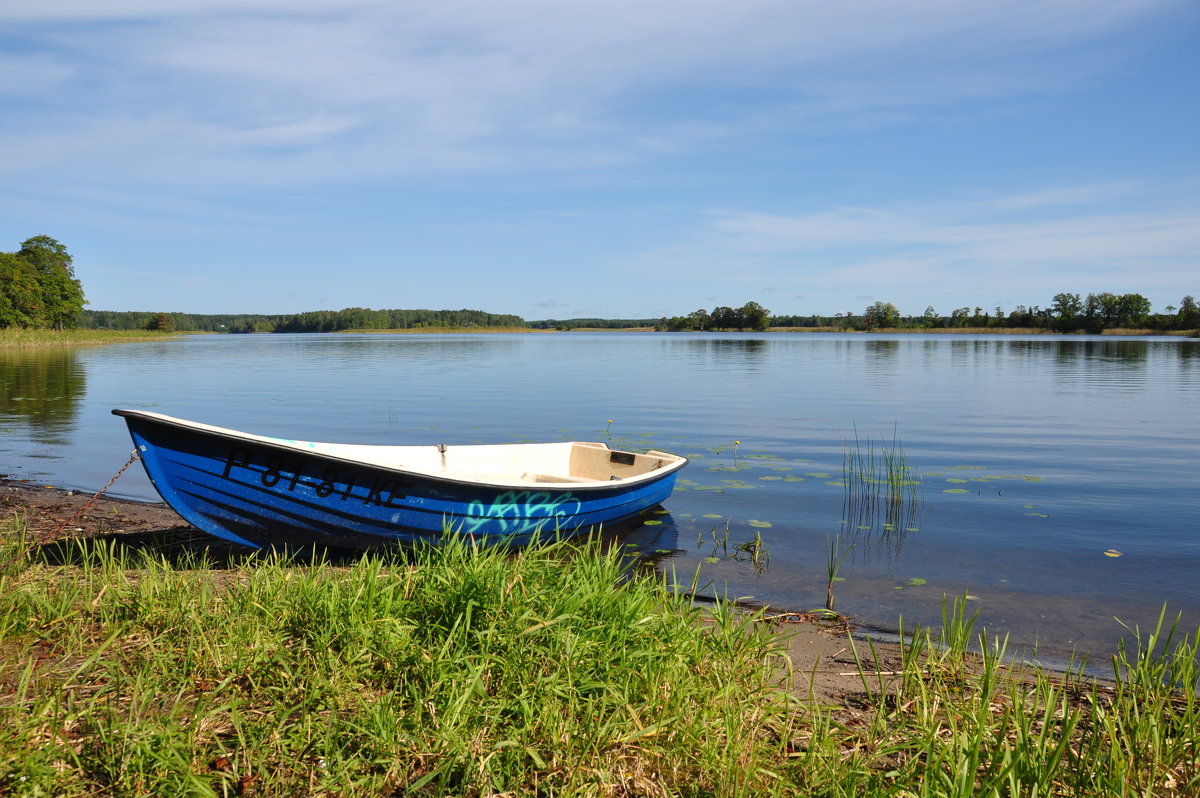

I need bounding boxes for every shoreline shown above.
[3,327,1194,349]
[1,477,899,705]
[14,478,1193,797]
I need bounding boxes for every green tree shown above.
[1116,293,1151,328]
[1051,292,1084,331]
[0,252,39,327]
[1178,295,1199,329]
[709,306,735,329]
[687,309,710,331]
[145,312,175,332]
[15,236,86,329]
[737,301,771,331]
[863,301,901,330]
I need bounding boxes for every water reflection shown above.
[863,339,900,356]
[840,494,922,563]
[3,332,1198,666]
[683,337,770,358]
[0,348,86,447]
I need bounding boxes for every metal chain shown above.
[42,450,142,543]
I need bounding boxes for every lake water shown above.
[3,332,1198,668]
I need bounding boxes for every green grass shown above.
[0,328,182,348]
[0,518,793,796]
[2,516,1198,796]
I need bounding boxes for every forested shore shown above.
[2,235,1196,336]
[76,295,1200,336]
[64,293,1200,336]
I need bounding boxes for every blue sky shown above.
[2,1,1197,321]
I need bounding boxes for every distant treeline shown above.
[81,307,526,334]
[527,318,658,330]
[781,293,1200,334]
[71,294,1200,336]
[655,294,1198,334]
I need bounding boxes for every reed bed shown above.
[841,425,924,541]
[337,327,553,335]
[2,515,1198,796]
[0,329,180,349]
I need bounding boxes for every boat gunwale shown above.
[112,409,688,492]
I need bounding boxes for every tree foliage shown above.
[0,236,86,329]
[657,301,771,331]
[863,301,901,329]
[145,312,175,332]
[80,307,527,334]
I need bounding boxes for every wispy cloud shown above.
[0,0,1176,187]
[619,182,1200,309]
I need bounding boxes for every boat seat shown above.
[520,472,598,484]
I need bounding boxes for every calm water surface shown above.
[3,332,1198,667]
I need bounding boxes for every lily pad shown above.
[906,577,927,587]
[748,520,773,528]
[704,557,720,564]
[643,519,663,526]
[943,488,969,494]
[946,478,969,484]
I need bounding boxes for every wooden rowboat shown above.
[113,409,687,549]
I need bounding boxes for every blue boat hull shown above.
[114,410,683,549]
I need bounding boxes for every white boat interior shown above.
[298,439,685,487]
[125,411,686,488]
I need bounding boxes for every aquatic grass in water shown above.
[841,424,924,539]
[824,534,853,613]
[0,328,184,349]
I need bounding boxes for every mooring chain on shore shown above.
[43,450,142,543]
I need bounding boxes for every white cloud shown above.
[0,0,1178,185]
